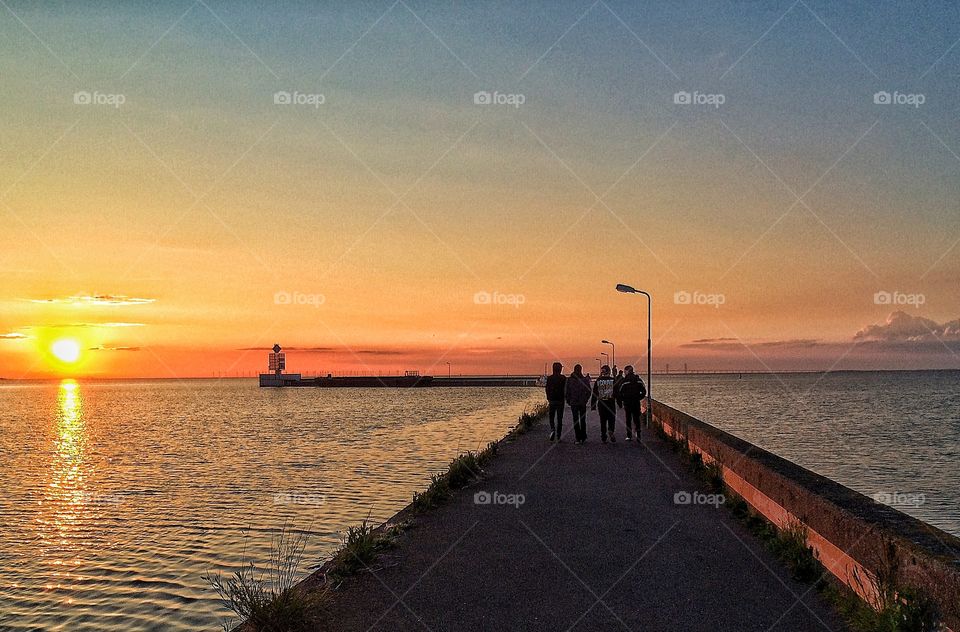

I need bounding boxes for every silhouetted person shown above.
[615,365,647,442]
[564,364,591,444]
[591,365,617,443]
[545,362,566,442]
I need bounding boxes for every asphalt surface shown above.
[308,408,847,632]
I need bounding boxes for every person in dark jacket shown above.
[615,365,647,442]
[564,364,591,444]
[591,365,617,443]
[544,362,566,441]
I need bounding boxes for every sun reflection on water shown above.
[38,379,88,576]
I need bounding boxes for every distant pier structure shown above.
[258,343,539,388]
[259,344,302,387]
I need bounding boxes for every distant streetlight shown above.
[615,284,652,429]
[600,351,609,370]
[446,362,451,378]
[601,339,615,373]
[594,357,601,374]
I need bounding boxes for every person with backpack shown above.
[615,365,647,442]
[591,365,617,443]
[544,362,566,441]
[564,364,591,444]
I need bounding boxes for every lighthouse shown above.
[268,343,285,376]
[259,343,301,387]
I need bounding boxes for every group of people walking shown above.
[544,362,648,445]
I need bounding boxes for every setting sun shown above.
[51,339,81,364]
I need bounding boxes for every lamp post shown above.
[600,351,609,370]
[446,362,451,378]
[594,357,601,374]
[615,284,652,429]
[601,339,615,373]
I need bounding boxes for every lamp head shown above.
[615,283,636,294]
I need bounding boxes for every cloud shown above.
[30,294,155,306]
[688,337,738,344]
[755,339,821,349]
[237,346,337,352]
[88,345,141,352]
[236,346,409,356]
[680,338,821,350]
[38,322,145,329]
[854,311,960,342]
[355,350,405,356]
[0,332,27,340]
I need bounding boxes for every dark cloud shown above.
[89,345,141,352]
[237,346,337,352]
[681,338,821,350]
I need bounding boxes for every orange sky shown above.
[1,2,958,378]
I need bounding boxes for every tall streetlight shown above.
[600,351,610,370]
[446,362,451,378]
[601,339,615,373]
[615,284,651,429]
[594,357,602,374]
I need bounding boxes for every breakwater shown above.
[652,400,960,630]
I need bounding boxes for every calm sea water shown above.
[0,372,956,631]
[0,381,544,631]
[654,370,960,536]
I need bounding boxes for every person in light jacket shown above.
[591,365,617,443]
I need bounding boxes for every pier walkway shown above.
[306,408,845,631]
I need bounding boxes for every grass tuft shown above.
[205,526,322,632]
[328,520,397,581]
[508,402,548,438]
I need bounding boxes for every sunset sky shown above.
[1,1,958,378]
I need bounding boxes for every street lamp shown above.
[600,351,609,370]
[601,339,615,373]
[446,362,451,378]
[594,357,602,374]
[615,283,652,429]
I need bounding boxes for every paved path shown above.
[308,408,846,631]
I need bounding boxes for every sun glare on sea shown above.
[51,338,81,364]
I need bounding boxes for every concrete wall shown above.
[651,401,960,630]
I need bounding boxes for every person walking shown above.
[591,365,617,443]
[615,365,647,442]
[545,362,566,442]
[564,364,591,444]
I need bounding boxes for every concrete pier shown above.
[294,406,859,631]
